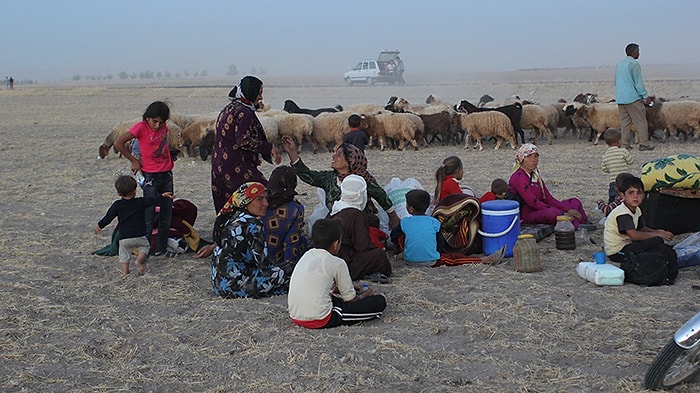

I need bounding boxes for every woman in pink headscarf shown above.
[508,143,589,228]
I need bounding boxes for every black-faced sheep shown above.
[563,102,595,141]
[452,111,516,151]
[199,129,215,161]
[180,119,216,158]
[387,96,453,116]
[478,94,495,108]
[454,99,524,145]
[283,99,343,117]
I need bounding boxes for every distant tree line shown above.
[69,64,266,82]
[71,69,209,81]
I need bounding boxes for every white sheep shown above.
[311,111,353,153]
[646,98,700,142]
[253,113,280,144]
[98,119,182,159]
[521,104,553,145]
[98,118,139,159]
[360,112,420,151]
[272,112,314,152]
[452,111,516,151]
[573,103,638,145]
[346,103,384,114]
[392,96,454,116]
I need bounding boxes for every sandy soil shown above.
[2,68,700,392]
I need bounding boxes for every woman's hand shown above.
[281,136,299,162]
[388,211,400,229]
[566,209,582,221]
[271,146,282,165]
[194,244,215,259]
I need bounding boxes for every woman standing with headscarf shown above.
[330,175,392,282]
[262,165,311,268]
[508,143,589,228]
[280,136,400,229]
[210,182,293,299]
[211,75,281,213]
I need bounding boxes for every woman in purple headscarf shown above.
[508,143,589,228]
[211,75,281,213]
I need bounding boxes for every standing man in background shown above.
[614,43,654,151]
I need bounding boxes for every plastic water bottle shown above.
[362,283,369,292]
[554,215,576,250]
[135,171,145,188]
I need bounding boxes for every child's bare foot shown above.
[134,252,147,275]
[482,245,506,265]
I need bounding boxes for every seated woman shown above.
[508,143,589,228]
[280,136,400,229]
[262,165,311,268]
[329,175,392,283]
[210,182,293,298]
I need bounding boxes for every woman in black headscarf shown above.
[211,75,281,213]
[262,166,311,268]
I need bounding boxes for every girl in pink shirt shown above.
[114,101,175,256]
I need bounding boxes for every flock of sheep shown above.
[97,93,700,161]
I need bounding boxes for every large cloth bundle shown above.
[431,194,482,255]
[641,154,700,191]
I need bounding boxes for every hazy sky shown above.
[2,0,698,82]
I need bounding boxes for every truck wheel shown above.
[366,78,374,86]
[345,78,353,86]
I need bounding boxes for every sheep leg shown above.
[494,138,503,150]
[592,130,603,145]
[379,136,386,151]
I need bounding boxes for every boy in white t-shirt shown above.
[287,218,387,329]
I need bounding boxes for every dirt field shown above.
[2,68,700,392]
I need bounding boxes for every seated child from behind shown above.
[597,172,633,217]
[342,114,370,152]
[287,218,387,329]
[479,178,508,204]
[601,128,633,203]
[390,189,442,267]
[94,175,174,275]
[367,213,387,250]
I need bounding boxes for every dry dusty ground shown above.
[2,68,700,392]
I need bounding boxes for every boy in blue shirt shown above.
[391,189,506,266]
[390,189,442,267]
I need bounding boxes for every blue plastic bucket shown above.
[478,200,520,258]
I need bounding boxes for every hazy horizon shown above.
[2,0,699,83]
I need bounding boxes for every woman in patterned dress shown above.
[210,182,293,299]
[211,75,281,213]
